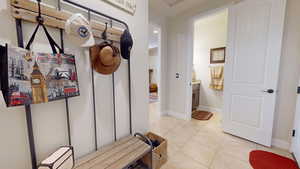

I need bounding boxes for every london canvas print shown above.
[2,46,80,107]
[103,0,136,15]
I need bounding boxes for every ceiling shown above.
[149,0,210,17]
[149,24,160,49]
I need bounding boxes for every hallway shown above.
[149,105,293,169]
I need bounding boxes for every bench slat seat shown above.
[74,136,151,169]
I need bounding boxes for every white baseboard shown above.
[166,110,191,121]
[160,111,168,116]
[272,138,291,150]
[198,105,222,113]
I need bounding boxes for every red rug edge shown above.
[249,150,298,169]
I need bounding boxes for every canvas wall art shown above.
[103,0,136,15]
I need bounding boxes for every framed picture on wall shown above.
[103,0,136,15]
[210,47,226,64]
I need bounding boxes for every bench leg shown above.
[150,151,153,169]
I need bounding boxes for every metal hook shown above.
[36,0,44,24]
[102,22,108,40]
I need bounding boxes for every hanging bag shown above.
[0,19,80,107]
[38,146,74,169]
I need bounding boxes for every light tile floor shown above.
[148,103,293,169]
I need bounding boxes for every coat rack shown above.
[11,0,133,168]
[11,0,123,41]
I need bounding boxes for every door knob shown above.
[262,89,274,94]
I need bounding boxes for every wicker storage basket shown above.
[141,132,167,169]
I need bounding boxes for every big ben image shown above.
[31,61,48,104]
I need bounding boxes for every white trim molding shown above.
[198,105,222,113]
[272,138,291,151]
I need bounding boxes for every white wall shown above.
[193,10,227,112]
[166,0,300,149]
[0,0,149,169]
[272,0,300,148]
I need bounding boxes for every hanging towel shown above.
[209,65,224,91]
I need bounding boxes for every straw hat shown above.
[90,42,121,75]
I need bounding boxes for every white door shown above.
[223,0,286,146]
[291,82,300,162]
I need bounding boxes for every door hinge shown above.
[293,130,296,137]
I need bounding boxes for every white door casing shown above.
[223,0,286,146]
[291,82,300,163]
[187,6,229,120]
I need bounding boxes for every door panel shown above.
[230,95,262,128]
[223,0,286,146]
[233,2,271,84]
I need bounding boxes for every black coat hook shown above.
[102,23,108,40]
[36,0,44,24]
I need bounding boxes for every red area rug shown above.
[249,150,298,169]
[192,110,213,120]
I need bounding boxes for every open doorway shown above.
[148,23,162,123]
[191,9,228,121]
[187,0,286,147]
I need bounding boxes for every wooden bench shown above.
[74,135,152,169]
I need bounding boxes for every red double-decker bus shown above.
[64,86,77,94]
[9,92,29,106]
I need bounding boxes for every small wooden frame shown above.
[210,47,226,64]
[11,0,123,42]
[74,136,151,169]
